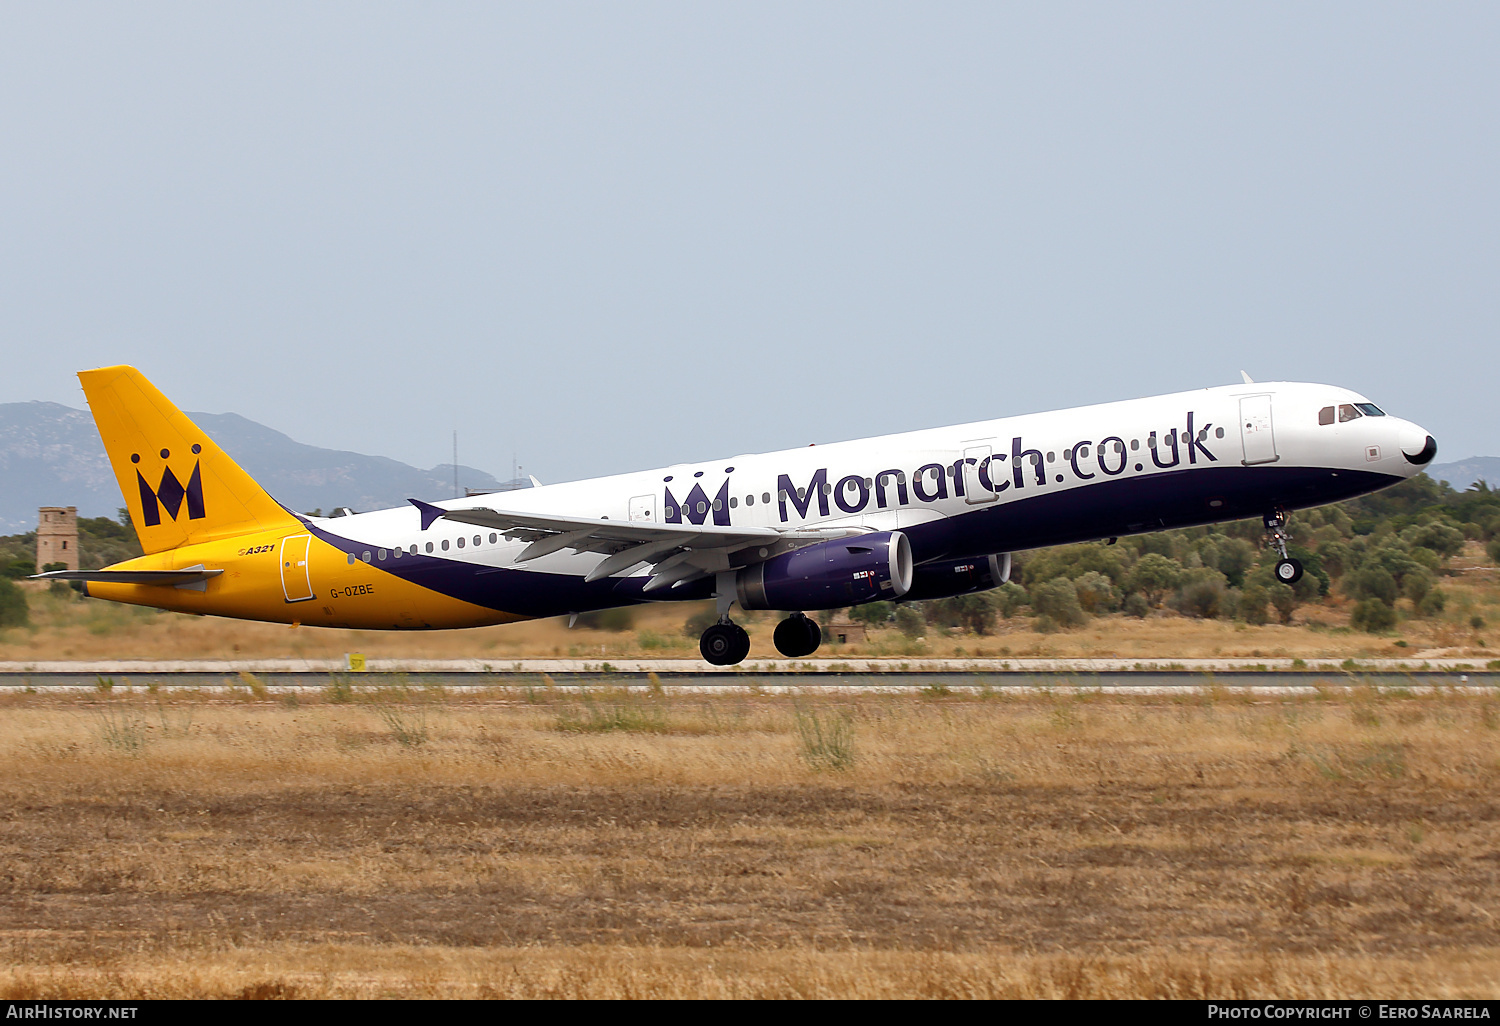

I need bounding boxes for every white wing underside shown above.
[438,506,864,593]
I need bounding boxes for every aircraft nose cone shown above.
[1400,426,1437,466]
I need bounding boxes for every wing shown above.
[409,498,862,593]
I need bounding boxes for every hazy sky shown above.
[2,3,1495,485]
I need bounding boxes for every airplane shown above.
[35,366,1437,665]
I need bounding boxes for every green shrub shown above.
[1123,592,1150,618]
[1174,576,1227,619]
[1073,571,1120,613]
[1418,589,1447,617]
[1402,568,1434,604]
[848,601,892,626]
[0,578,28,628]
[3,559,35,580]
[995,582,1029,618]
[1127,553,1182,607]
[1350,598,1398,633]
[1345,567,1399,605]
[1030,577,1087,628]
[894,604,926,639]
[1238,586,1269,625]
[1268,581,1297,624]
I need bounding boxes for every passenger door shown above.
[279,534,314,602]
[962,443,997,505]
[1239,395,1279,465]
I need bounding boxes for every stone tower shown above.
[36,506,79,572]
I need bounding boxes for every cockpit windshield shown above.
[1320,402,1387,425]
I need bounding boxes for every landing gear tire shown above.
[700,622,750,666]
[1263,509,1302,585]
[773,613,822,658]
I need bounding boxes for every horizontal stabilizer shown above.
[31,568,224,586]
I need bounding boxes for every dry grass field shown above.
[1,684,1498,998]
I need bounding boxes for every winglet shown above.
[1240,370,1255,384]
[408,498,447,531]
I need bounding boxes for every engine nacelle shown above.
[899,553,1011,603]
[736,531,913,611]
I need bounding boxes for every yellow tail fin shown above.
[79,365,299,554]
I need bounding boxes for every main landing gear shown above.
[773,612,822,659]
[697,612,823,665]
[700,617,751,666]
[1264,508,1304,585]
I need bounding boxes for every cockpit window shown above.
[1338,404,1362,423]
[1354,403,1385,417]
[1318,406,1335,426]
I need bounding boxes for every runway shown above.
[2,658,1496,693]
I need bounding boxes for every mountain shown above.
[0,402,512,534]
[1424,458,1500,492]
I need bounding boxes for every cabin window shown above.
[1338,404,1362,423]
[1079,445,1091,457]
[1318,406,1335,425]
[665,505,676,517]
[1147,435,1157,448]
[1216,427,1225,438]
[441,539,449,551]
[729,497,738,508]
[822,482,832,495]
[1130,439,1140,451]
[474,535,481,546]
[362,551,371,562]
[393,548,402,559]
[378,549,387,560]
[696,501,706,515]
[744,494,753,506]
[1046,451,1055,463]
[410,545,418,554]
[456,537,465,548]
[762,492,771,503]
[347,553,355,565]
[713,499,723,511]
[425,542,433,553]
[489,533,498,543]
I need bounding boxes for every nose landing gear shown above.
[700,617,751,666]
[1264,509,1304,584]
[773,613,822,658]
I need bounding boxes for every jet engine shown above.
[735,531,913,611]
[899,553,1011,603]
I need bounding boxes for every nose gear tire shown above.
[1275,558,1304,584]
